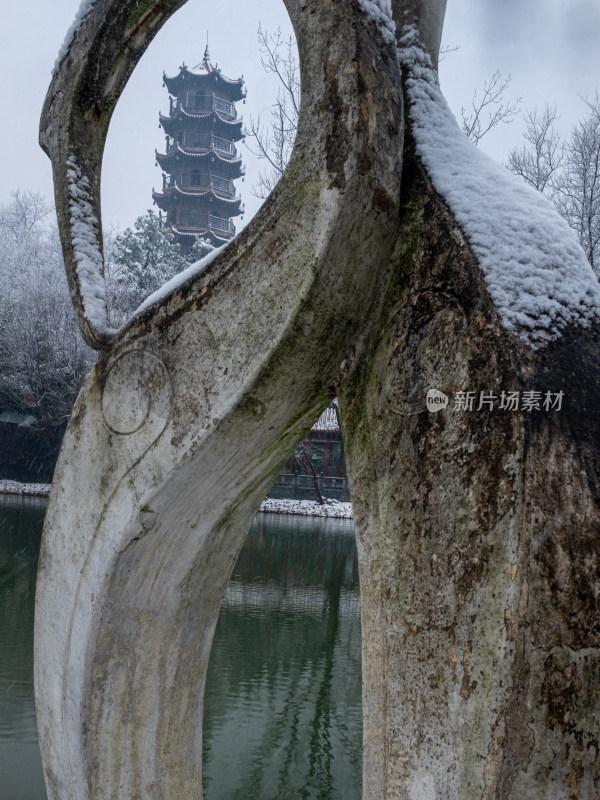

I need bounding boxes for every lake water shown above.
[0,497,361,799]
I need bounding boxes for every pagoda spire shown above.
[201,35,211,72]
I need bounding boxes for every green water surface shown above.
[0,498,361,800]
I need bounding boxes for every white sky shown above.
[0,0,599,233]
[440,0,600,166]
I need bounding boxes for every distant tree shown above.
[506,104,563,193]
[0,198,213,431]
[0,192,94,426]
[552,96,600,274]
[185,236,215,265]
[107,210,186,320]
[293,439,326,505]
[0,188,53,236]
[507,96,600,274]
[246,25,300,199]
[106,210,213,324]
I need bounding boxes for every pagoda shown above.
[153,45,245,249]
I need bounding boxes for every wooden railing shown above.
[169,92,236,119]
[163,172,236,196]
[166,133,237,158]
[174,211,235,236]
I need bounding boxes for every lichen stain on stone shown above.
[503,607,516,640]
[563,744,587,799]
[371,185,396,213]
[460,647,477,700]
[317,61,350,190]
[542,653,581,733]
[356,58,382,146]
[535,521,600,648]
[446,624,458,683]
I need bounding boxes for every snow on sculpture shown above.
[399,27,600,344]
[66,155,115,335]
[357,0,396,44]
[35,1,600,799]
[53,0,97,75]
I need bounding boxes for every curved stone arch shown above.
[35,1,409,798]
[38,1,600,798]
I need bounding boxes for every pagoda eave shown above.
[159,110,244,140]
[163,67,245,101]
[153,187,244,217]
[171,106,244,129]
[172,225,235,247]
[156,147,244,177]
[152,190,171,211]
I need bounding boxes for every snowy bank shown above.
[259,498,353,519]
[0,480,51,497]
[0,480,354,518]
[134,244,226,316]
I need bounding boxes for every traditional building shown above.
[153,46,245,249]
[267,405,350,502]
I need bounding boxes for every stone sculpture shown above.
[35,1,600,798]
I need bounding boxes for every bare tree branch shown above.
[461,70,521,146]
[245,25,300,199]
[438,42,459,61]
[506,104,564,193]
[507,96,600,274]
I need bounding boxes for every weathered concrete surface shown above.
[35,1,404,798]
[341,70,600,800]
[35,0,600,799]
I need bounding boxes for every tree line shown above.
[0,196,211,428]
[1,37,599,432]
[251,29,600,273]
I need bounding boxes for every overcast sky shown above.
[1,0,599,233]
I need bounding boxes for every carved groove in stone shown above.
[101,350,171,438]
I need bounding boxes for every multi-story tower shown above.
[153,46,245,249]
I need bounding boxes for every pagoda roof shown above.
[311,405,340,432]
[152,186,244,217]
[163,57,245,101]
[159,109,244,139]
[172,226,235,246]
[156,145,245,176]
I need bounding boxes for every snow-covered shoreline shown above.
[0,479,52,497]
[259,498,353,519]
[0,480,354,519]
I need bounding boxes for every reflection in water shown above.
[203,515,362,800]
[0,497,47,800]
[0,502,361,800]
